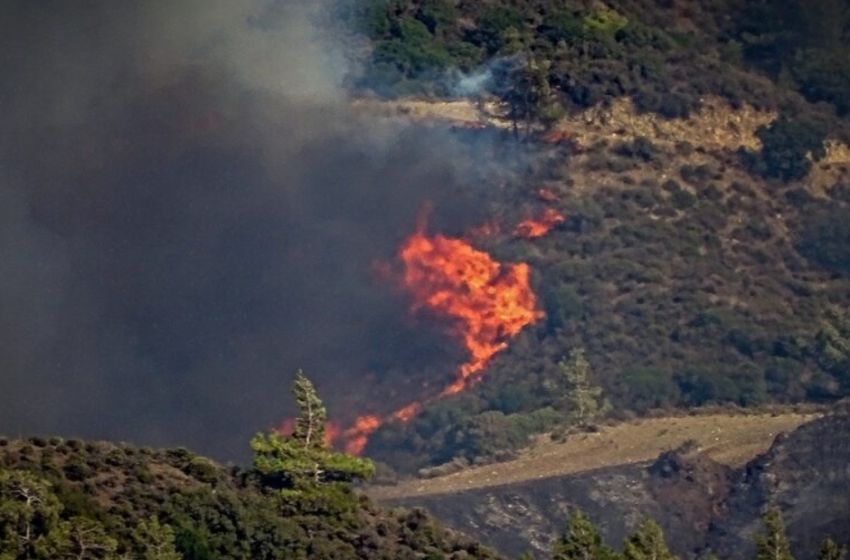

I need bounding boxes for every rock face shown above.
[383,414,850,559]
[709,413,850,560]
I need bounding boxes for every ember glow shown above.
[513,208,566,239]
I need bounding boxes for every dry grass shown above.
[368,411,820,501]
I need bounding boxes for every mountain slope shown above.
[369,409,819,500]
[341,0,850,477]
[374,411,849,560]
[0,437,502,560]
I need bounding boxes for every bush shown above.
[468,7,524,54]
[677,365,767,406]
[615,367,680,413]
[745,117,827,182]
[798,205,850,277]
[544,284,584,331]
[184,457,221,484]
[614,136,657,161]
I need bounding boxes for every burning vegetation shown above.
[513,208,566,239]
[399,222,544,393]
[331,216,545,454]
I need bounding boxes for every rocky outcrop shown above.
[709,413,850,560]
[383,413,850,559]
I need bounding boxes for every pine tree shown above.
[755,508,795,560]
[55,517,118,560]
[819,539,846,560]
[623,519,676,560]
[0,470,64,560]
[251,370,374,505]
[553,509,615,560]
[560,348,609,426]
[292,369,327,451]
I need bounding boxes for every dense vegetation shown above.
[340,0,850,125]
[2,418,844,560]
[329,0,850,473]
[0,375,497,560]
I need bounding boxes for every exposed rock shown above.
[384,413,850,560]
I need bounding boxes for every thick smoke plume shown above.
[0,0,493,459]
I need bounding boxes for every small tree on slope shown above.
[819,539,847,560]
[553,509,617,560]
[756,508,795,560]
[560,348,609,426]
[623,519,676,560]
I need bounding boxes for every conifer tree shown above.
[553,509,615,560]
[292,369,327,451]
[623,519,676,560]
[0,470,64,560]
[560,348,609,426]
[755,508,795,560]
[819,539,846,560]
[251,370,374,496]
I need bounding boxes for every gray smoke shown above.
[0,0,494,459]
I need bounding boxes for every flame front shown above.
[513,208,565,239]
[400,225,544,394]
[330,218,545,455]
[340,415,381,455]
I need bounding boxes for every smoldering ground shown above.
[0,0,498,458]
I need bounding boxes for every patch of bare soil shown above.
[368,411,819,501]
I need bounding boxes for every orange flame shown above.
[537,188,560,202]
[310,216,545,456]
[340,415,381,455]
[400,221,543,393]
[513,208,565,239]
[393,402,422,422]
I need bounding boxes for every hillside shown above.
[340,0,850,474]
[369,409,820,500]
[376,411,850,559]
[0,436,501,560]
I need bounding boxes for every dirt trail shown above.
[368,412,819,501]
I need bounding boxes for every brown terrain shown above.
[369,410,819,501]
[371,410,850,560]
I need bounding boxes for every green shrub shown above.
[677,365,767,406]
[185,457,220,484]
[615,367,680,413]
[744,117,827,182]
[798,205,850,277]
[469,7,524,54]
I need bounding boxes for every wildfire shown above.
[340,415,381,455]
[278,418,342,448]
[400,221,543,393]
[513,208,565,239]
[328,216,545,455]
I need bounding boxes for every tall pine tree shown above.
[291,369,327,451]
[251,370,374,497]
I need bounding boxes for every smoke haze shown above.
[0,0,491,458]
